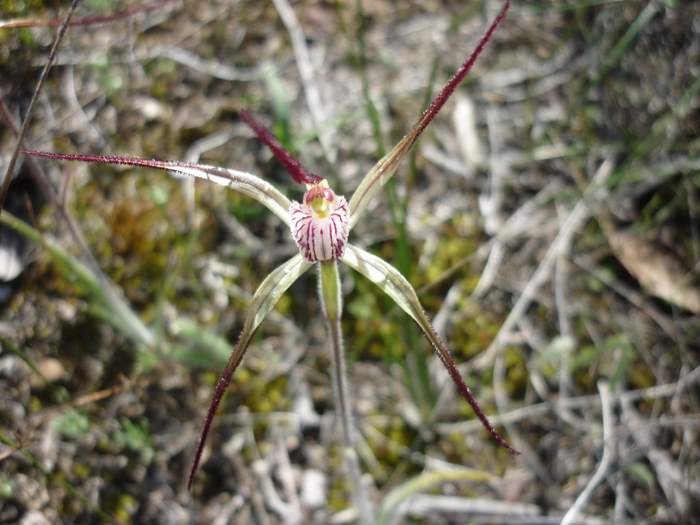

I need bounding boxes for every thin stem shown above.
[319,261,372,523]
[328,316,353,446]
[0,0,81,211]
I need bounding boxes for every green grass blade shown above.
[0,210,154,348]
[375,468,492,525]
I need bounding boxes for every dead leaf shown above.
[606,228,700,314]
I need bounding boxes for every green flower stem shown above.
[319,260,352,445]
[319,261,372,523]
[319,259,342,322]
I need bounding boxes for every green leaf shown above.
[625,461,655,490]
[0,210,155,348]
[169,317,234,368]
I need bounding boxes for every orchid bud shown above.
[290,180,349,262]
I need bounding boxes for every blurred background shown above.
[0,0,698,523]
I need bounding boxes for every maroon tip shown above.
[441,352,519,456]
[187,331,254,490]
[239,110,322,186]
[425,319,518,456]
[408,0,511,144]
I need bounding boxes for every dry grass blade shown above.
[561,382,615,525]
[472,157,615,371]
[0,0,80,212]
[604,227,700,314]
[271,0,336,164]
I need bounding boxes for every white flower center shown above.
[290,181,349,263]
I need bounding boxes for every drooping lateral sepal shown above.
[341,243,518,456]
[188,253,313,489]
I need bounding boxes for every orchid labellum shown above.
[24,0,515,492]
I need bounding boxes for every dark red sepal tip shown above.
[239,110,322,186]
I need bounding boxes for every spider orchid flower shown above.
[24,0,514,490]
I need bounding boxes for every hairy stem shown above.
[328,316,353,446]
[318,261,372,523]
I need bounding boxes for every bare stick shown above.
[272,0,337,164]
[0,0,173,30]
[561,382,615,525]
[0,0,81,212]
[473,157,614,370]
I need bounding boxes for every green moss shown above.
[244,375,289,413]
[53,410,90,441]
[112,417,154,464]
[504,347,528,400]
[111,494,137,523]
[71,462,90,481]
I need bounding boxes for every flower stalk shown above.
[319,260,351,443]
[319,260,372,522]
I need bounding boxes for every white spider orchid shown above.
[26,1,515,490]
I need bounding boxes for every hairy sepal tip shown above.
[239,110,322,186]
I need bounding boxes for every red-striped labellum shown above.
[290,180,349,262]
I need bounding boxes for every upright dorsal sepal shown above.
[240,110,322,186]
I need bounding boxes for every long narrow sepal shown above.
[347,0,510,229]
[341,244,518,455]
[240,110,323,185]
[188,253,313,489]
[23,149,293,227]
